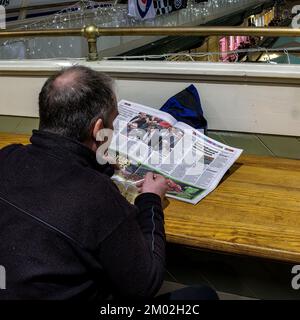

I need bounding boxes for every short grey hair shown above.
[39,65,117,142]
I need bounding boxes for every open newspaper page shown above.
[109,100,243,205]
[108,99,179,202]
[168,121,243,203]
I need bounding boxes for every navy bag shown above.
[160,84,207,134]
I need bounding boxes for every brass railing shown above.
[1,25,300,61]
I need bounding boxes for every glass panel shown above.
[0,0,297,64]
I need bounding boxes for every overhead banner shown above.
[128,0,156,20]
[170,0,187,12]
[154,0,187,16]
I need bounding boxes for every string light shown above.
[103,46,296,64]
[0,0,291,63]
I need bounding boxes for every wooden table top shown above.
[165,155,300,263]
[1,132,300,263]
[0,132,31,149]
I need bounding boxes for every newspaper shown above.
[107,100,243,205]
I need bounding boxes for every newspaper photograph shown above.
[108,100,243,205]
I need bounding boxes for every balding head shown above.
[52,69,79,89]
[38,66,117,142]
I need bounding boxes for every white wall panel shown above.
[0,60,299,136]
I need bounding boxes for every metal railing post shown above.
[82,25,99,61]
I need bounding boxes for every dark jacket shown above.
[0,130,165,300]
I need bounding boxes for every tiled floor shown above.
[208,131,300,159]
[164,244,300,300]
[257,134,300,159]
[211,131,275,156]
[15,117,40,134]
[0,116,39,134]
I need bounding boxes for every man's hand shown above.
[136,172,169,200]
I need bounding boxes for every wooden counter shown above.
[1,132,300,263]
[0,132,31,148]
[165,155,300,263]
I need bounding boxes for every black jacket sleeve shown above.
[96,192,166,300]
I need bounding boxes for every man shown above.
[0,66,169,300]
[0,66,217,301]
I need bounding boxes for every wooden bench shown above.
[1,132,300,263]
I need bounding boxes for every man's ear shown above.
[92,118,104,141]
